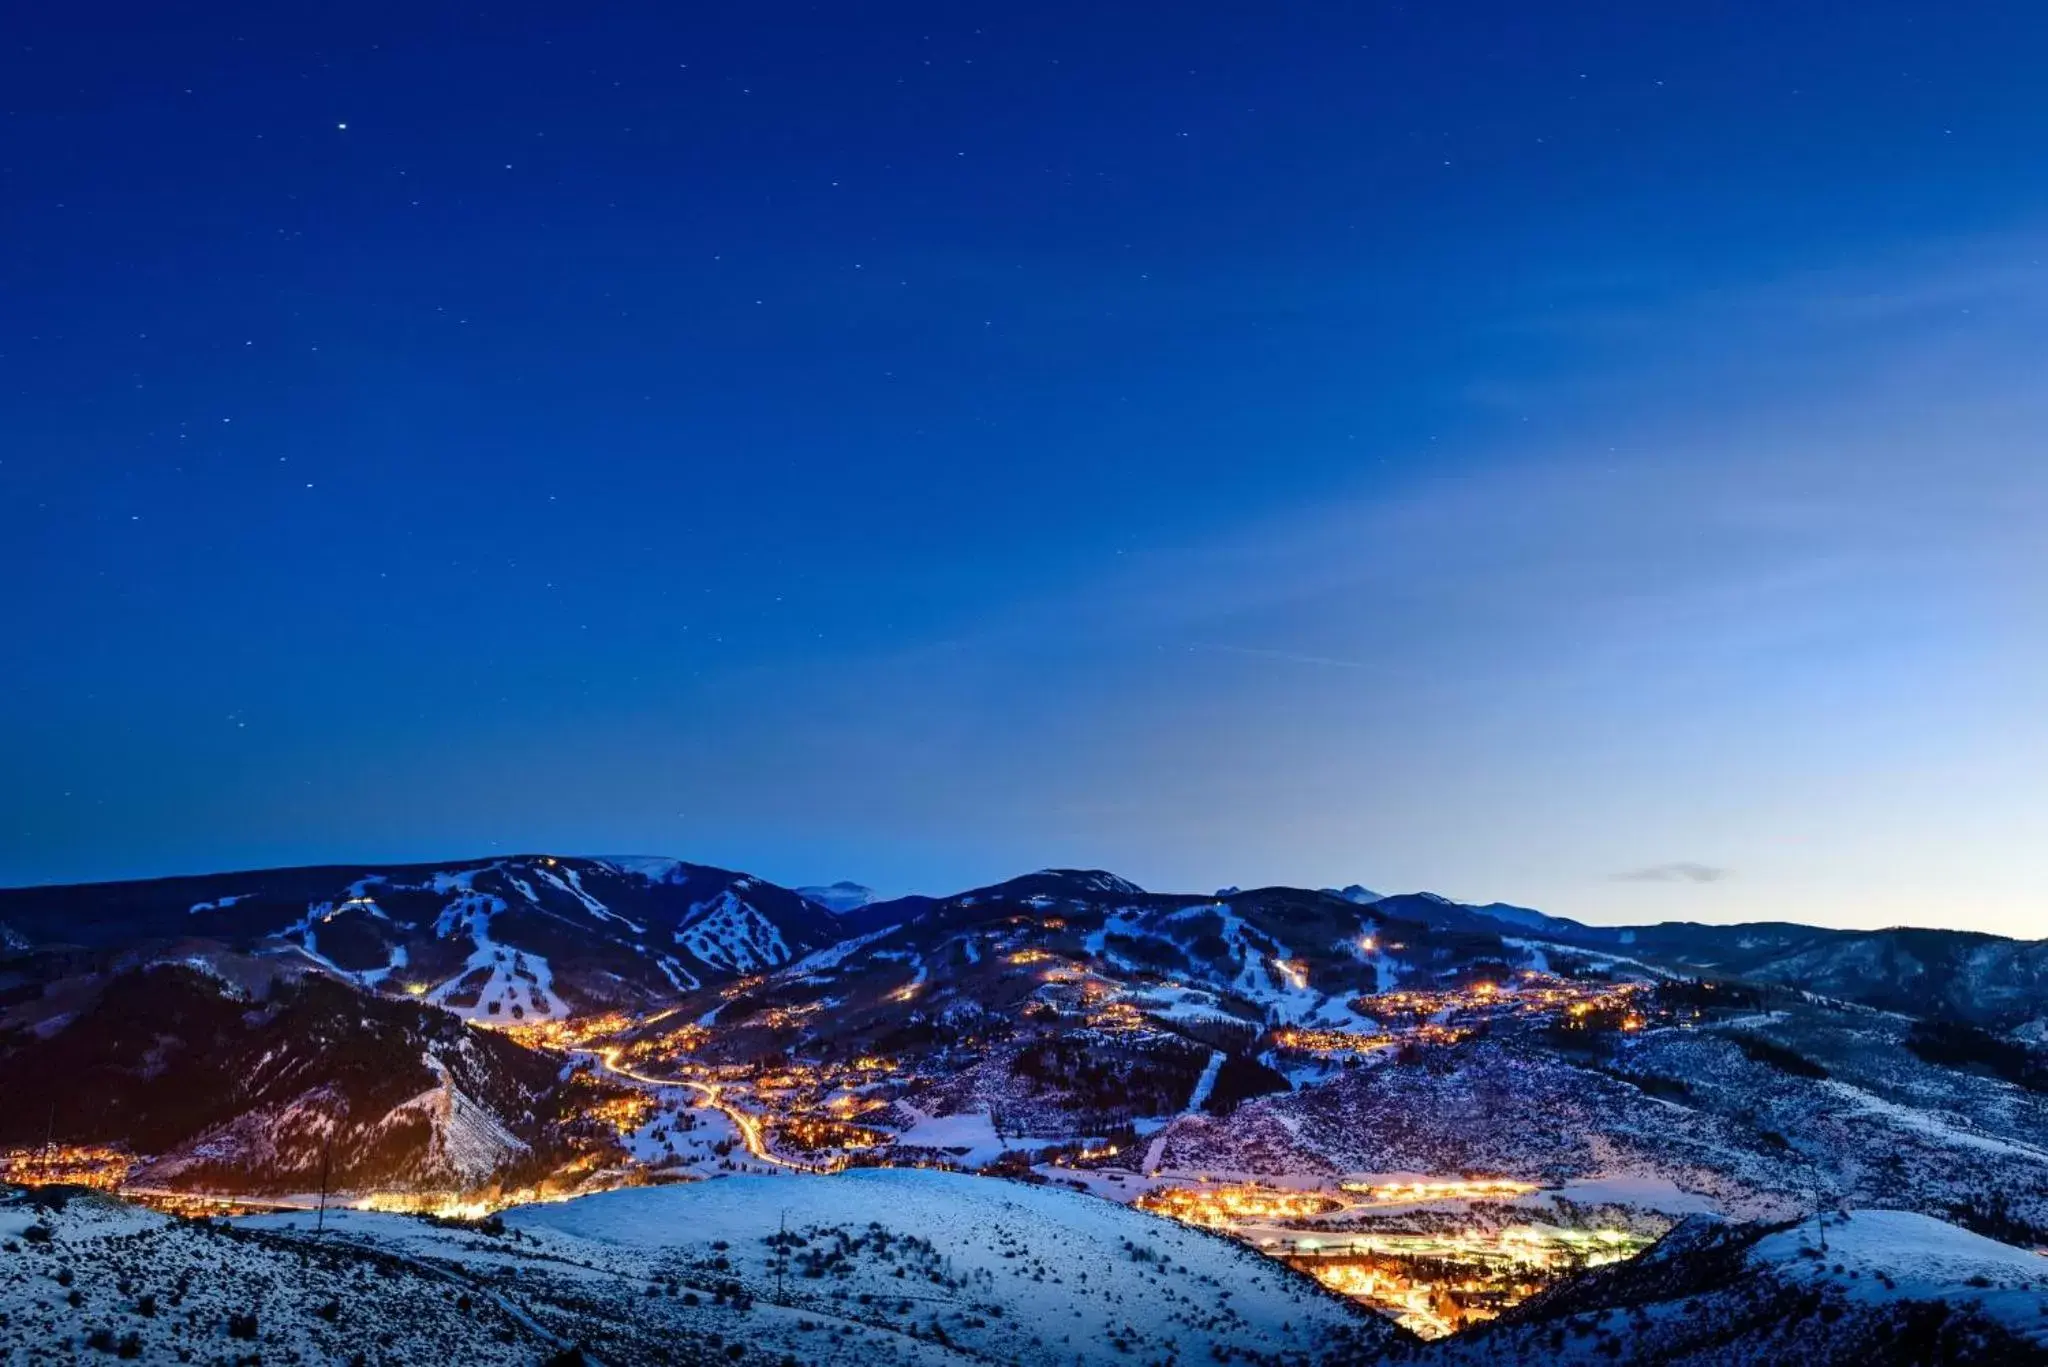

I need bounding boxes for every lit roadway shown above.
[584,1047,828,1174]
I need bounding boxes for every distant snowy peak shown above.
[953,868,1147,907]
[1464,900,1573,933]
[1323,884,1384,905]
[796,881,877,914]
[1036,868,1145,896]
[1369,889,1581,937]
[595,855,687,883]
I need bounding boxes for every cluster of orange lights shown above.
[772,1116,888,1153]
[1290,1224,1648,1339]
[2,1145,131,1192]
[1130,1172,1649,1341]
[351,1185,595,1221]
[1304,1254,1539,1338]
[126,1190,295,1218]
[1271,1027,1399,1056]
[755,1002,823,1029]
[1355,974,1645,1028]
[1339,1178,1540,1204]
[494,1011,637,1051]
[752,1066,825,1092]
[587,1092,660,1137]
[1137,1183,1344,1227]
[1087,1000,1151,1033]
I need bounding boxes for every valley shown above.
[4,855,2048,1362]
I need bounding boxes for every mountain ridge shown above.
[8,854,2032,943]
[4,853,2043,1033]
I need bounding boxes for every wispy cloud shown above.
[1615,862,1730,885]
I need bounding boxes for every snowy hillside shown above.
[1431,1210,2048,1365]
[0,1173,1385,1365]
[0,1186,569,1364]
[12,1177,2041,1366]
[230,1168,1390,1365]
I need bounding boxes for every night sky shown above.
[6,2,2046,933]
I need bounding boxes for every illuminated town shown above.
[1138,1183,1348,1224]
[1135,1174,1650,1337]
[1,1143,131,1193]
[0,927,1689,1339]
[1287,1222,1650,1338]
[1351,972,1647,1029]
[1342,1177,1541,1204]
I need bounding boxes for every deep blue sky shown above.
[5,2,2046,931]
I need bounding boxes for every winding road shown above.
[586,1047,829,1174]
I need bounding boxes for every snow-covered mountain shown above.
[1366,890,1591,940]
[950,869,1149,904]
[797,880,879,913]
[1519,919,2048,1034]
[7,855,2042,1030]
[0,855,850,1020]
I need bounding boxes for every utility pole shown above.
[775,1208,787,1301]
[315,1130,334,1235]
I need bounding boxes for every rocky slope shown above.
[0,951,630,1193]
